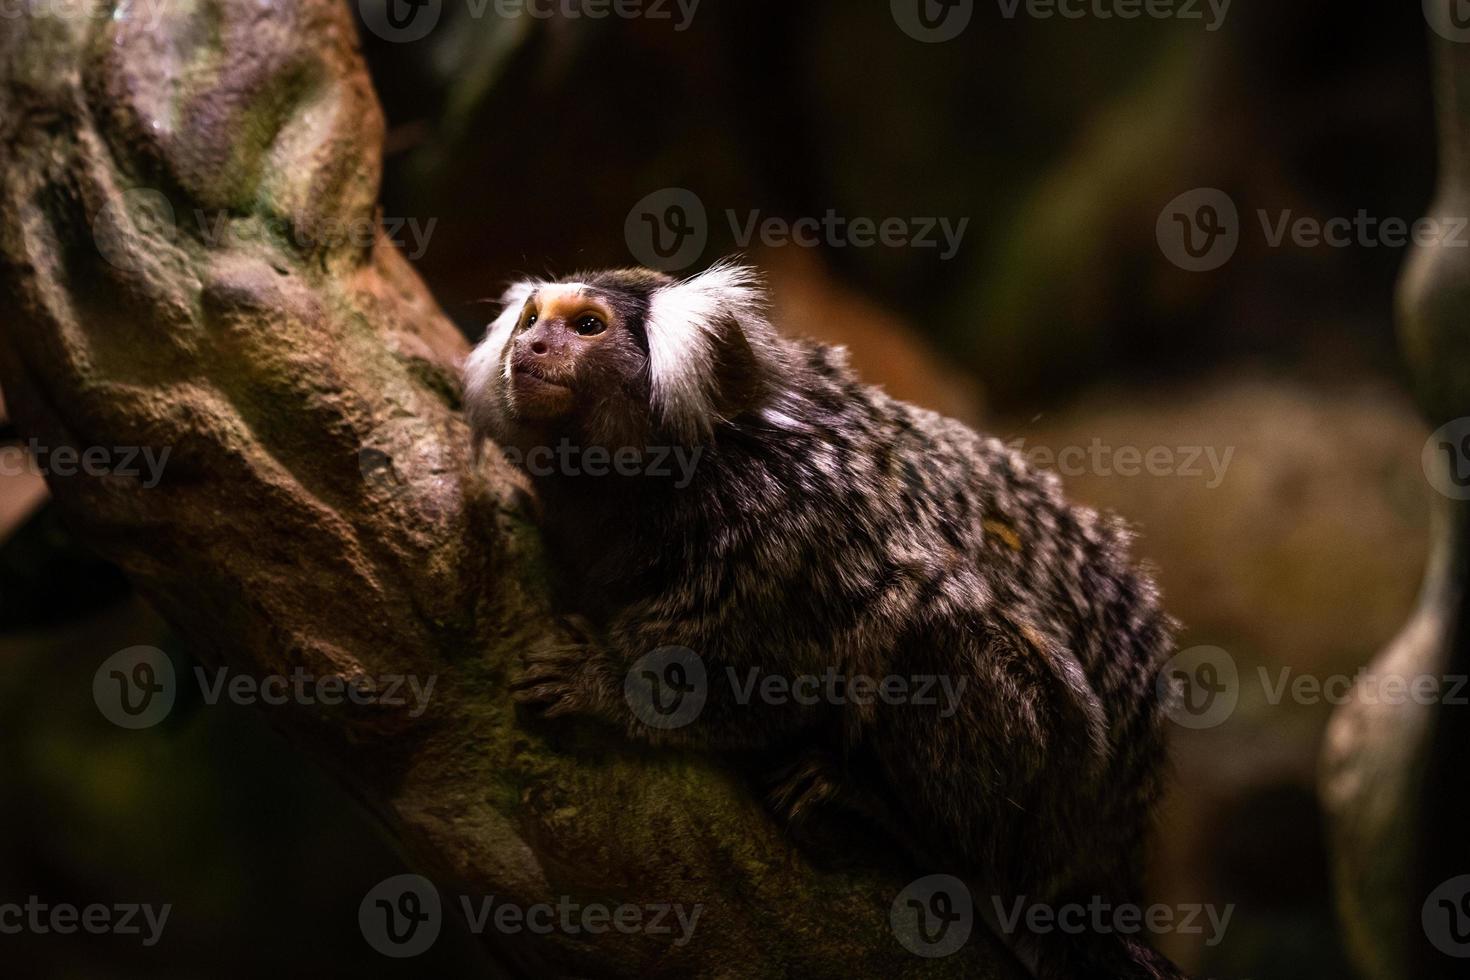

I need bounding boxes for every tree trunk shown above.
[0,1,1021,976]
[1321,5,1470,978]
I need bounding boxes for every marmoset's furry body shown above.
[464,261,1184,978]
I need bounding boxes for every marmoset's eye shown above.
[575,315,606,337]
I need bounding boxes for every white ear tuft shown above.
[463,279,538,437]
[644,259,774,442]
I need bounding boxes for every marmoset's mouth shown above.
[514,367,570,391]
[510,364,575,418]
[511,359,573,390]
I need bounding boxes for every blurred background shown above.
[0,0,1447,975]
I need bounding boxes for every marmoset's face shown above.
[466,263,757,456]
[504,283,649,425]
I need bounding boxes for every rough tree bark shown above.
[1321,5,1470,978]
[0,1,1022,976]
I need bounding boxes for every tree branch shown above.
[1321,5,1470,978]
[0,2,1020,975]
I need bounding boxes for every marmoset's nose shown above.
[519,322,565,358]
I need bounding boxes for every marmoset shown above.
[463,260,1184,979]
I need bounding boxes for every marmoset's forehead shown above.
[525,283,607,322]
[526,276,668,335]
